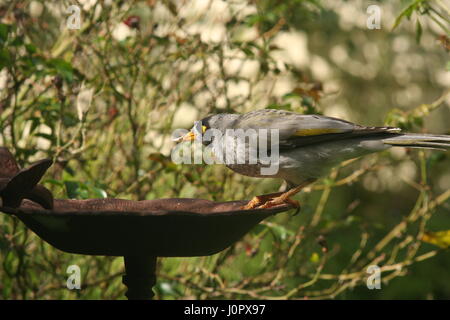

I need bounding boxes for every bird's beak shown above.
[174,125,207,142]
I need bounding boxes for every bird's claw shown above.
[258,196,299,210]
[242,194,300,211]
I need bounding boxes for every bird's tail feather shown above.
[382,133,450,150]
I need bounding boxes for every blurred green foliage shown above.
[0,0,449,299]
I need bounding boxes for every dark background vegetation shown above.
[0,0,449,299]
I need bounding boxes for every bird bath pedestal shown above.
[0,148,293,299]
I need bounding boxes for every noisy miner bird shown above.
[176,109,450,210]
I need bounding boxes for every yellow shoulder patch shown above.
[293,128,346,136]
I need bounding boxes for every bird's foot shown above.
[242,179,316,212]
[242,192,299,211]
[241,192,283,210]
[258,195,300,210]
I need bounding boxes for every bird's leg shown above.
[245,179,316,210]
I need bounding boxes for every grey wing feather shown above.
[382,133,450,150]
[233,109,401,149]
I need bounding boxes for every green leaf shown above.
[25,43,37,54]
[157,282,178,296]
[241,46,254,58]
[62,113,79,127]
[64,180,108,199]
[415,19,422,44]
[310,252,320,263]
[63,164,76,177]
[411,115,423,127]
[266,223,294,241]
[48,58,74,82]
[44,179,65,187]
[266,103,292,110]
[28,116,42,134]
[392,0,423,30]
[426,152,446,169]
[0,48,11,69]
[301,96,315,109]
[91,187,108,199]
[34,132,55,142]
[10,35,24,47]
[150,35,170,45]
[282,92,302,100]
[0,23,10,44]
[64,181,80,199]
[244,14,261,27]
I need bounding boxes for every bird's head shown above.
[174,113,240,145]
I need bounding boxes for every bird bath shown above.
[0,148,294,299]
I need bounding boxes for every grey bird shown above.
[178,109,450,210]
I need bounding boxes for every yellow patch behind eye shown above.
[202,126,207,133]
[294,128,346,136]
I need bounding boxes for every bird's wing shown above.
[232,109,401,150]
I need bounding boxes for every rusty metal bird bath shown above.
[0,147,294,299]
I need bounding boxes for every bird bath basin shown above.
[0,147,294,299]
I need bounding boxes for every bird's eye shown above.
[193,121,208,135]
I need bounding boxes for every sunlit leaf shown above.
[310,252,320,263]
[421,230,450,249]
